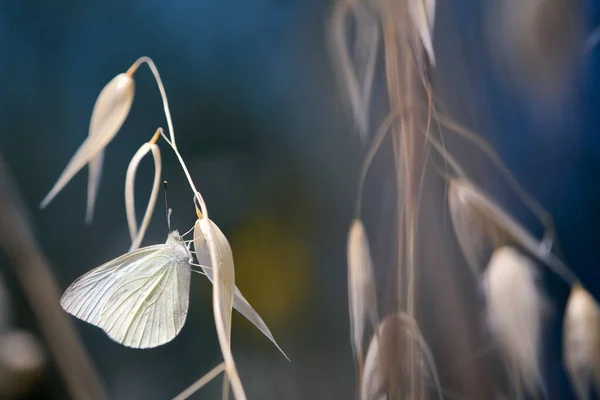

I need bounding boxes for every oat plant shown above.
[40,56,288,400]
[329,1,591,399]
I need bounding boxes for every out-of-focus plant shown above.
[329,0,588,399]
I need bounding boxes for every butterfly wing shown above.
[100,248,191,349]
[60,245,163,327]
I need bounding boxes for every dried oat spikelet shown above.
[328,0,380,142]
[193,217,289,360]
[487,0,584,106]
[564,284,600,400]
[448,178,576,285]
[192,204,246,400]
[40,72,135,220]
[484,246,550,398]
[408,0,436,65]
[347,219,378,374]
[360,312,442,400]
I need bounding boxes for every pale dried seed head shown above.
[564,284,600,400]
[484,246,550,397]
[448,179,497,277]
[361,327,383,400]
[90,74,136,137]
[40,73,135,214]
[487,0,584,108]
[199,218,235,339]
[197,217,246,400]
[360,312,442,400]
[352,2,379,139]
[329,0,367,142]
[0,330,46,397]
[448,178,577,285]
[193,220,289,360]
[86,73,136,223]
[347,219,378,370]
[408,0,436,65]
[448,179,531,249]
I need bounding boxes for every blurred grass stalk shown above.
[330,0,592,398]
[332,0,481,398]
[0,154,108,400]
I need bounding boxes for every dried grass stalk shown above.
[172,362,226,400]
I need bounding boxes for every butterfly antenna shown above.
[163,180,172,231]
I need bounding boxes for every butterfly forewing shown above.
[60,245,163,326]
[100,236,191,348]
[60,232,192,349]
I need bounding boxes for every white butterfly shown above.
[60,230,192,349]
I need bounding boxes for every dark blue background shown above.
[0,1,598,399]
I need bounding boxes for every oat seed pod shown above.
[40,73,135,220]
[193,219,289,360]
[360,312,442,400]
[347,219,378,372]
[408,0,436,65]
[195,215,246,400]
[564,284,600,400]
[328,0,379,142]
[448,178,576,284]
[0,330,46,397]
[484,246,550,397]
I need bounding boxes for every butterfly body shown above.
[60,231,192,349]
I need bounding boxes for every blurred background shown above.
[0,0,599,399]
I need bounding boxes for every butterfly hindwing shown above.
[100,244,191,348]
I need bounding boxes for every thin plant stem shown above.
[172,362,226,400]
[127,57,176,146]
[0,156,108,400]
[125,134,162,251]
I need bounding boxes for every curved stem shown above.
[433,112,556,242]
[329,0,369,140]
[127,57,177,147]
[355,107,395,217]
[125,141,162,251]
[127,57,209,220]
[355,104,467,217]
[158,130,208,218]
